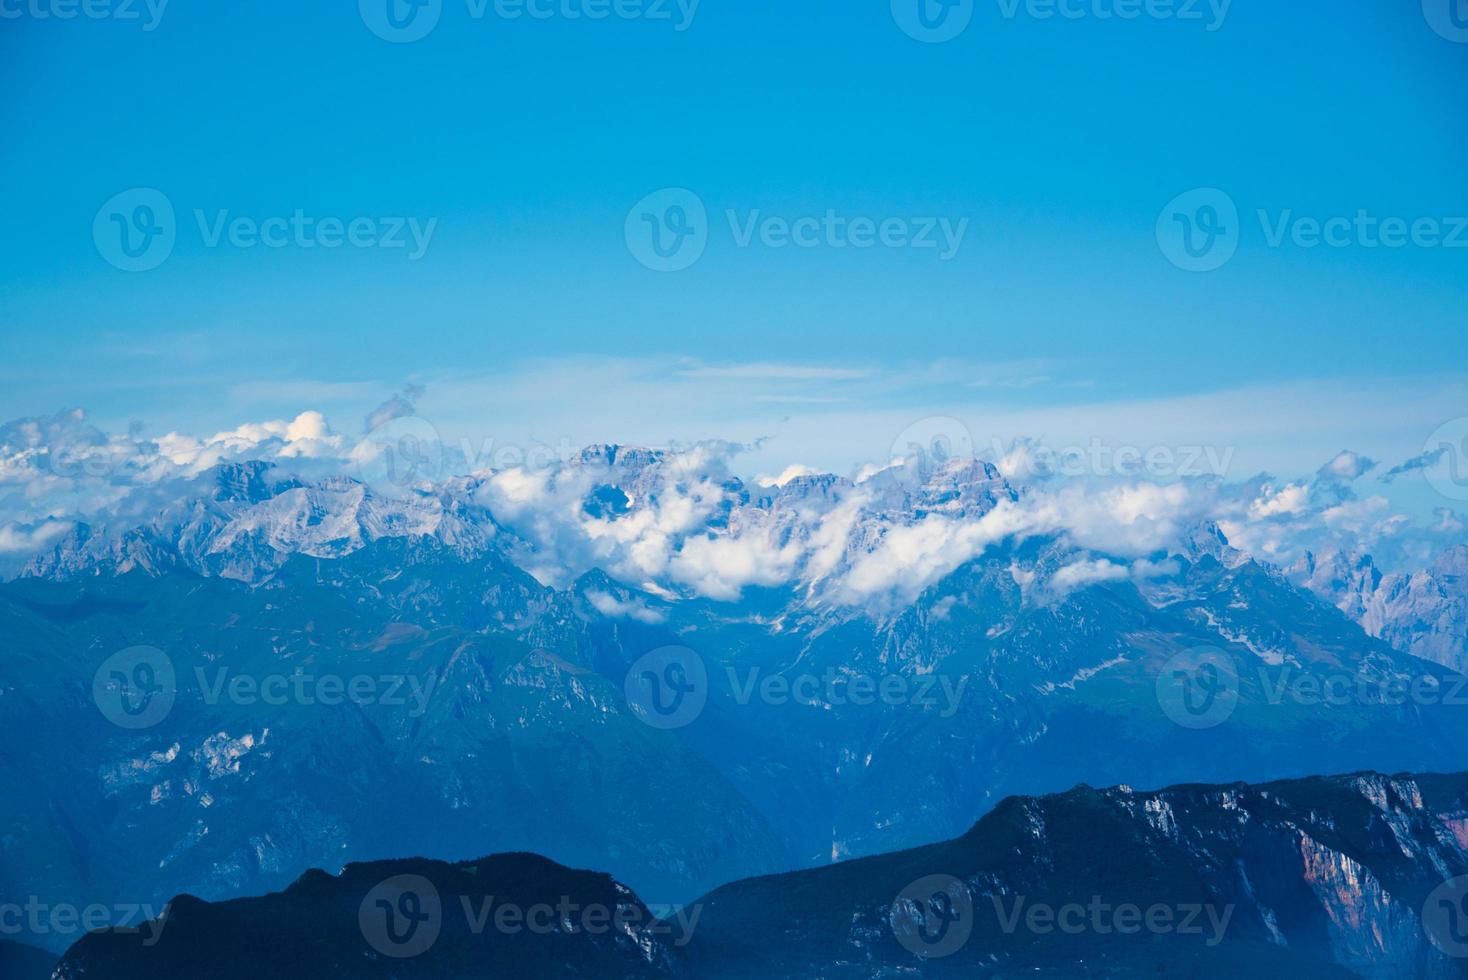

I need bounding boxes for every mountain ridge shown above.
[47,768,1468,979]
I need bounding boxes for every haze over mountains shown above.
[44,770,1468,979]
[1293,545,1468,671]
[2,408,1463,624]
[5,409,1468,960]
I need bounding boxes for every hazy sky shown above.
[2,0,1465,508]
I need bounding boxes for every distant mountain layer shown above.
[1293,546,1468,672]
[0,941,55,980]
[53,770,1468,979]
[21,452,1468,677]
[10,452,1468,959]
[9,518,1468,953]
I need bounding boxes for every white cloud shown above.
[0,519,74,554]
[669,533,801,601]
[838,502,1034,607]
[1131,557,1181,580]
[585,589,666,624]
[757,464,821,487]
[1250,483,1310,518]
[2,391,1464,608]
[1319,450,1376,481]
[1049,558,1128,597]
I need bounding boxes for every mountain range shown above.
[43,769,1468,979]
[1292,545,1468,672]
[6,447,1468,965]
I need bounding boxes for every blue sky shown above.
[1,0,1466,506]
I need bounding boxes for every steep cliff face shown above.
[50,771,1468,979]
[685,770,1468,978]
[1294,546,1468,672]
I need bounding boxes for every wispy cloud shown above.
[677,362,871,381]
[751,395,852,404]
[232,379,382,405]
[968,375,1052,390]
[364,383,427,433]
[1380,447,1448,483]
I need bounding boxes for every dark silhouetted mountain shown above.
[53,771,1468,979]
[55,853,691,979]
[0,940,55,980]
[683,768,1468,977]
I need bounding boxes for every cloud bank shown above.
[2,406,1464,610]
